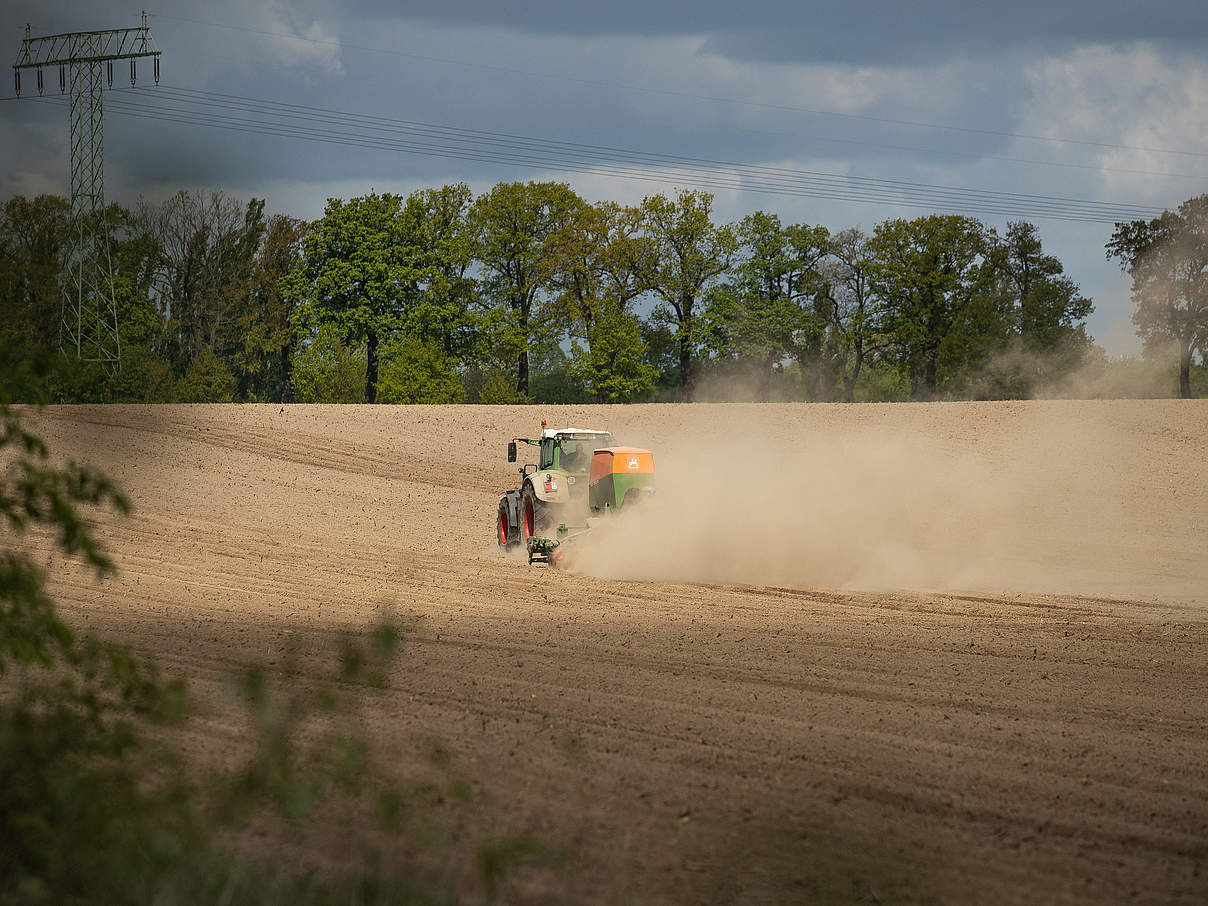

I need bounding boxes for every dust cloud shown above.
[570,402,1208,603]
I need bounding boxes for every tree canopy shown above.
[1108,195,1208,399]
[641,190,737,401]
[10,180,1181,405]
[469,181,584,397]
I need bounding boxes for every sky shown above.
[4,1,1207,355]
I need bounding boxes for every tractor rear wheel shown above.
[497,501,512,548]
[522,484,545,540]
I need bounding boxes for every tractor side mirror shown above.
[507,441,517,462]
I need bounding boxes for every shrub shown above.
[174,348,237,403]
[377,335,464,404]
[292,325,367,403]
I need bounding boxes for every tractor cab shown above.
[539,429,614,474]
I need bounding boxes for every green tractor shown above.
[496,421,655,565]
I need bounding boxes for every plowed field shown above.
[23,402,1208,904]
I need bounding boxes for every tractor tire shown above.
[521,484,546,541]
[497,500,514,548]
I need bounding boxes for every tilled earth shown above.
[22,402,1208,905]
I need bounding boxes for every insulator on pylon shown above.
[130,59,136,87]
[36,68,43,95]
[154,56,160,85]
[107,61,113,88]
[13,70,20,97]
[59,65,65,93]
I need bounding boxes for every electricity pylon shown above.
[12,12,160,370]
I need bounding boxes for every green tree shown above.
[982,220,1094,396]
[546,200,654,342]
[596,202,657,314]
[0,195,70,353]
[404,183,480,364]
[287,193,425,403]
[639,320,682,395]
[702,212,829,400]
[230,215,308,402]
[867,215,1000,398]
[377,334,465,404]
[1002,221,1093,350]
[640,190,737,400]
[569,300,657,402]
[469,181,584,397]
[817,228,884,403]
[475,369,523,404]
[0,373,456,903]
[1108,194,1208,398]
[545,200,656,402]
[139,191,265,374]
[291,323,367,403]
[102,201,165,357]
[50,345,174,404]
[173,347,237,403]
[545,202,610,344]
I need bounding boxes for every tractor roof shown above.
[593,446,650,455]
[541,427,613,439]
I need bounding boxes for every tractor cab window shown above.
[539,438,556,470]
[558,441,587,473]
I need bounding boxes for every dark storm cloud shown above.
[350,0,1205,63]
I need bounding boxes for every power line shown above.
[29,84,1163,223]
[159,85,1168,217]
[13,85,1199,182]
[27,91,1159,224]
[24,86,1168,223]
[146,86,1167,220]
[148,11,1208,161]
[719,124,1207,184]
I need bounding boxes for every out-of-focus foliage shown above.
[0,388,199,905]
[0,387,545,901]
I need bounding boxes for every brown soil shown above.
[23,401,1208,905]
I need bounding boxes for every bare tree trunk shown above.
[678,331,694,402]
[517,349,529,398]
[844,349,863,403]
[280,344,293,404]
[1179,343,1193,399]
[366,331,379,404]
[923,355,938,399]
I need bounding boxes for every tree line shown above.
[2,184,1204,402]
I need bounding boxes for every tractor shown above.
[496,420,654,565]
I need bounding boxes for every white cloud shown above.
[1019,44,1208,203]
[249,2,344,75]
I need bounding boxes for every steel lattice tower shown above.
[13,13,160,369]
